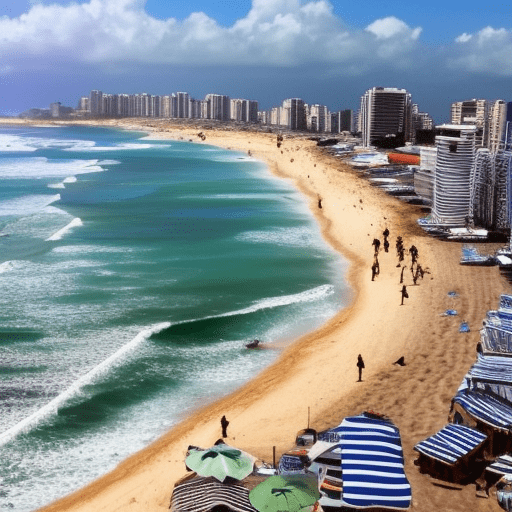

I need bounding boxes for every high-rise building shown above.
[176,92,190,118]
[308,105,329,132]
[360,87,413,147]
[331,110,353,133]
[282,98,306,131]
[471,149,512,230]
[205,94,230,121]
[488,100,512,152]
[451,99,489,147]
[89,90,103,116]
[431,124,477,226]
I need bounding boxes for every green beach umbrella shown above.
[185,444,255,482]
[249,475,320,512]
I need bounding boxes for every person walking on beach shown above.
[401,285,409,305]
[372,238,380,255]
[371,261,378,281]
[221,415,229,438]
[357,354,365,382]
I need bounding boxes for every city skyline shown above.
[1,0,512,120]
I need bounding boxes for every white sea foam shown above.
[0,194,61,216]
[176,284,335,328]
[0,261,15,273]
[0,157,103,180]
[63,142,155,152]
[0,134,38,152]
[236,226,319,248]
[46,218,83,241]
[0,322,171,447]
[63,176,77,183]
[48,182,66,189]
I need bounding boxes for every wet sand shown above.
[2,117,508,512]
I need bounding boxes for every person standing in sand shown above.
[221,415,229,438]
[357,354,365,382]
[401,285,409,305]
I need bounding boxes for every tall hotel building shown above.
[205,94,230,121]
[360,87,413,147]
[430,125,477,226]
[89,90,103,116]
[282,98,306,131]
[450,99,489,147]
[488,100,512,152]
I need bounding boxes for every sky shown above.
[1,0,511,121]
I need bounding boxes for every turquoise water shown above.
[0,125,350,511]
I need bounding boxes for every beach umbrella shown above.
[249,475,320,512]
[185,444,255,482]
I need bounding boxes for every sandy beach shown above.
[2,117,509,512]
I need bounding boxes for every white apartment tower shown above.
[431,124,477,226]
[488,100,509,153]
[360,87,413,147]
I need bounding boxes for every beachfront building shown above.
[282,98,306,131]
[230,99,259,123]
[488,100,512,152]
[471,149,512,230]
[331,109,353,134]
[451,99,489,148]
[204,94,230,121]
[430,124,478,227]
[359,87,413,147]
[414,147,437,205]
[307,104,330,132]
[89,90,103,116]
[176,92,189,119]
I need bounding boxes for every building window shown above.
[449,143,457,153]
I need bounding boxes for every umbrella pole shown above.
[308,407,310,429]
[273,446,276,469]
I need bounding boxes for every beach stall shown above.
[413,423,488,482]
[450,389,512,457]
[308,412,412,511]
[462,354,512,403]
[478,295,512,356]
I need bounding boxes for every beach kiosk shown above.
[414,423,488,483]
[478,295,512,356]
[308,412,412,511]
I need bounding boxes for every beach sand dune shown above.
[2,118,507,512]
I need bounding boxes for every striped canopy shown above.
[487,455,512,476]
[467,355,512,385]
[170,476,258,512]
[413,424,487,465]
[337,414,412,510]
[453,390,512,431]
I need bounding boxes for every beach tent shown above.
[413,424,487,482]
[450,390,512,457]
[308,413,411,510]
[170,475,259,512]
[337,414,411,510]
[463,354,512,403]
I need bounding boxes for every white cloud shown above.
[449,26,512,75]
[0,0,425,72]
[456,33,472,43]
[365,16,421,41]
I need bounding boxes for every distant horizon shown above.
[2,0,512,122]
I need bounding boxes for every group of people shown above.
[370,228,431,305]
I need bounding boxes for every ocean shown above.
[0,125,350,511]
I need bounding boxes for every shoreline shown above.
[2,118,508,512]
